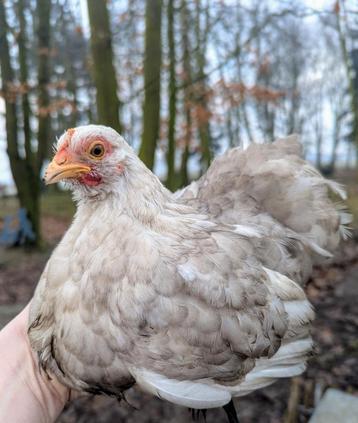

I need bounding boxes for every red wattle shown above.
[80,173,102,186]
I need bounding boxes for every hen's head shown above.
[45,125,136,199]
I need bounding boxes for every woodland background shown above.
[0,0,358,243]
[0,0,358,422]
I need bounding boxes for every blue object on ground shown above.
[0,208,36,246]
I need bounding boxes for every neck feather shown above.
[74,157,173,225]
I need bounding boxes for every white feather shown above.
[131,368,231,409]
[245,363,306,380]
[284,300,315,326]
[228,337,312,396]
[306,240,333,258]
[233,224,262,238]
[262,267,306,300]
[325,180,347,200]
[339,210,353,225]
[177,263,197,283]
[261,339,313,364]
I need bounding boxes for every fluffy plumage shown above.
[29,125,348,412]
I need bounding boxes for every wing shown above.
[28,261,59,375]
[122,225,314,407]
[175,135,350,284]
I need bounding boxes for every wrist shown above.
[0,305,69,423]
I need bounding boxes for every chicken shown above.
[28,125,349,422]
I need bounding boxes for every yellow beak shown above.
[44,159,91,185]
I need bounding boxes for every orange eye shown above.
[89,143,105,159]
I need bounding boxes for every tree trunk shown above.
[336,1,358,155]
[139,0,163,170]
[61,5,79,129]
[17,0,33,166]
[166,0,176,190]
[329,135,340,174]
[237,55,253,144]
[194,0,212,173]
[315,134,322,170]
[178,0,192,187]
[329,109,343,173]
[0,0,40,245]
[36,0,51,169]
[87,0,122,133]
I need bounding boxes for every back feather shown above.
[176,135,351,285]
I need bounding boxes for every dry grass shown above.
[0,190,75,223]
[40,190,75,221]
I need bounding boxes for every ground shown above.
[0,180,357,423]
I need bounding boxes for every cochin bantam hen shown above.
[28,125,350,422]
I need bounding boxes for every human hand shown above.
[0,304,69,423]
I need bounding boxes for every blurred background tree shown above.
[139,0,163,170]
[87,0,122,132]
[0,0,358,244]
[0,0,52,244]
